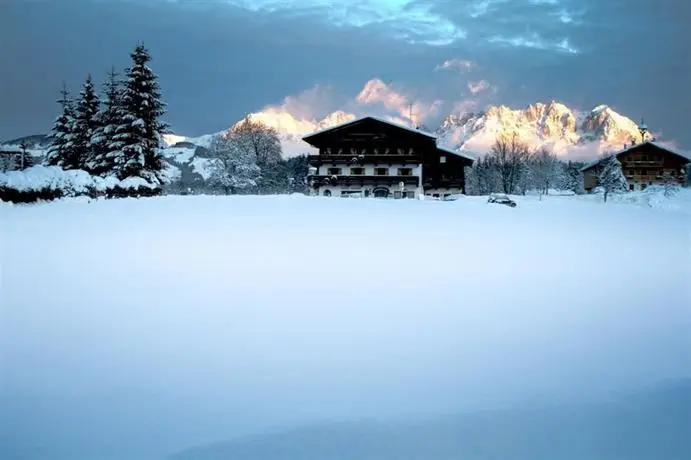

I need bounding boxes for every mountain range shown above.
[161,101,655,162]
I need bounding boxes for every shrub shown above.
[0,165,161,203]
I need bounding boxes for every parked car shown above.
[487,193,517,207]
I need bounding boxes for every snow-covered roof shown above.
[436,145,475,162]
[302,115,437,142]
[580,140,691,172]
[0,144,22,153]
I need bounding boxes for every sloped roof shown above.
[580,140,691,172]
[436,145,475,162]
[302,115,437,144]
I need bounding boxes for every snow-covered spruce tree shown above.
[111,43,169,183]
[560,161,585,194]
[597,154,628,202]
[45,84,80,169]
[208,133,261,194]
[73,74,101,171]
[89,67,121,176]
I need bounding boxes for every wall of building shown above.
[312,183,420,198]
[315,163,422,177]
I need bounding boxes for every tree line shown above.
[465,132,587,197]
[463,131,690,201]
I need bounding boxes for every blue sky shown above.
[1,0,689,146]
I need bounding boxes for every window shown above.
[323,189,332,197]
[629,184,634,191]
[440,156,446,163]
[374,168,389,176]
[361,148,367,155]
[350,148,357,155]
[397,148,404,155]
[384,148,390,154]
[373,148,379,155]
[405,191,416,199]
[326,148,331,154]
[350,167,365,175]
[408,148,414,154]
[397,168,413,176]
[393,191,402,199]
[327,167,342,175]
[337,148,343,155]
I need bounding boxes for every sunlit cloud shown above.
[435,58,476,72]
[467,79,491,94]
[488,32,580,53]
[223,0,466,45]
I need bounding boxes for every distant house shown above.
[302,116,474,199]
[0,145,24,172]
[581,141,690,192]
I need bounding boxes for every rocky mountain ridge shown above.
[162,101,650,161]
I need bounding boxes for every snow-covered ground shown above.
[1,193,690,459]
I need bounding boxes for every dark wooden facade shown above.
[583,141,689,192]
[303,117,473,197]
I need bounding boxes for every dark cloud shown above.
[0,0,689,147]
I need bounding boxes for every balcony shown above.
[622,161,664,168]
[423,178,464,189]
[309,175,420,187]
[308,154,421,166]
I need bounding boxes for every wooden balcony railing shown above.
[308,154,421,165]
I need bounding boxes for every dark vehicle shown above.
[487,193,517,207]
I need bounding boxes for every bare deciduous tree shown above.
[208,133,261,194]
[229,115,282,166]
[489,132,532,195]
[530,147,561,199]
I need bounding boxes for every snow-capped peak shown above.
[436,101,646,160]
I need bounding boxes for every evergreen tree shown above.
[597,154,628,202]
[560,161,585,194]
[111,43,169,182]
[45,84,80,169]
[73,74,101,170]
[89,67,121,176]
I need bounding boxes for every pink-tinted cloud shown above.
[435,58,475,72]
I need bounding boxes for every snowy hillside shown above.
[163,101,651,162]
[2,193,689,460]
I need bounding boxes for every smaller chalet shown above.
[581,141,690,192]
[302,116,474,199]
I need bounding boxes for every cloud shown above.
[467,79,491,94]
[221,0,467,45]
[355,78,444,123]
[265,84,337,120]
[435,59,476,72]
[488,33,580,53]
